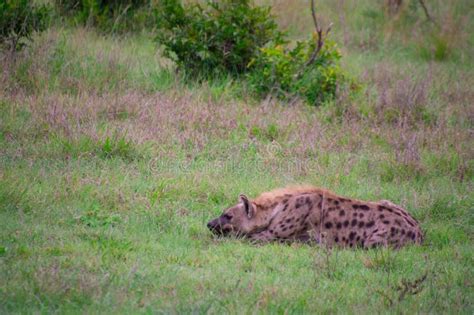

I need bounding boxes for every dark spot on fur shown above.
[343,220,349,227]
[328,207,335,212]
[282,227,288,232]
[335,236,339,243]
[366,221,375,228]
[285,218,292,223]
[351,219,358,227]
[339,210,345,217]
[411,233,416,240]
[352,204,359,210]
[359,205,370,211]
[342,237,346,242]
[282,204,288,212]
[325,222,333,229]
[383,220,390,225]
[359,213,364,219]
[378,205,385,212]
[339,198,350,202]
[356,236,360,242]
[349,232,356,241]
[289,225,294,229]
[401,229,406,235]
[407,231,413,238]
[327,198,334,203]
[395,219,402,226]
[358,221,365,228]
[406,219,415,227]
[379,214,385,219]
[386,208,393,213]
[336,222,342,229]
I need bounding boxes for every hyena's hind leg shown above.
[363,228,390,249]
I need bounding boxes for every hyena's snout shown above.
[207,218,218,231]
[207,216,230,235]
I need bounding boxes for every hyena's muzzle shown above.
[207,215,232,235]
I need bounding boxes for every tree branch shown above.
[294,0,332,80]
[418,0,438,27]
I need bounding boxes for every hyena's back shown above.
[251,187,423,248]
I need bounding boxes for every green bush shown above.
[156,0,350,105]
[0,0,51,50]
[247,36,348,105]
[155,0,284,78]
[54,0,152,33]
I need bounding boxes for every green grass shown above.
[1,0,473,313]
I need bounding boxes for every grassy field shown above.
[1,0,473,313]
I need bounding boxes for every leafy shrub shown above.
[0,0,51,50]
[156,0,350,105]
[54,0,152,33]
[247,36,348,105]
[155,0,284,78]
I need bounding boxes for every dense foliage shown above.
[156,0,348,104]
[0,0,51,50]
[155,0,284,78]
[247,37,346,105]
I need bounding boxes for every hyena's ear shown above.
[239,194,255,219]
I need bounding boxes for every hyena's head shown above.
[207,194,261,237]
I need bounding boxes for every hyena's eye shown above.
[223,214,233,220]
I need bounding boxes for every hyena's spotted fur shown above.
[207,186,423,249]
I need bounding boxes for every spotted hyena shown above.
[207,186,423,248]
